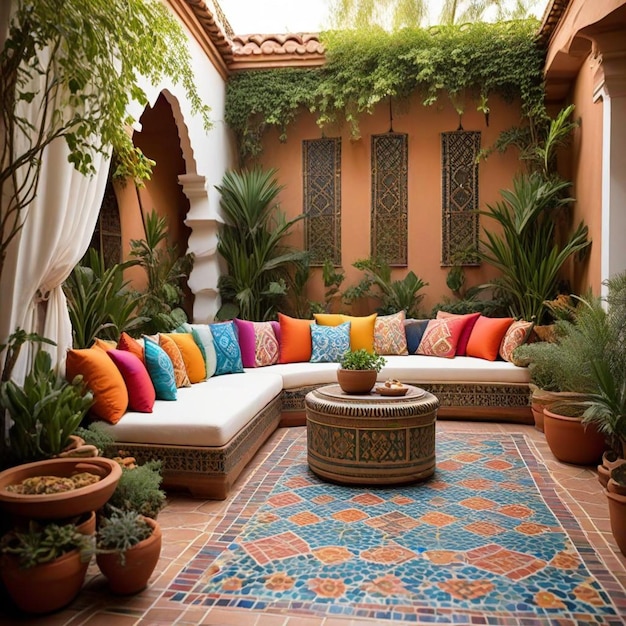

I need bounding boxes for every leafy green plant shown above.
[343,257,428,318]
[339,349,386,372]
[216,168,307,321]
[74,422,116,457]
[0,350,94,464]
[0,520,94,569]
[96,508,153,566]
[64,249,146,348]
[129,210,193,335]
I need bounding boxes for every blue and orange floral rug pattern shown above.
[166,428,626,624]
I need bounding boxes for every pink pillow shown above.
[417,317,468,358]
[107,349,156,413]
[233,318,280,368]
[436,311,481,356]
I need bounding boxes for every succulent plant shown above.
[96,508,153,566]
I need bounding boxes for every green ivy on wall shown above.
[225,19,545,161]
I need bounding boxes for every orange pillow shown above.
[466,316,515,361]
[416,317,468,358]
[66,348,128,424]
[162,332,206,383]
[314,313,377,353]
[117,332,144,362]
[92,338,116,352]
[436,311,481,356]
[278,313,313,363]
[158,334,191,387]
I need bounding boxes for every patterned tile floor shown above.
[2,420,625,626]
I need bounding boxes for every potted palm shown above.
[337,349,386,394]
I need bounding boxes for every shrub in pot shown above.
[337,349,386,394]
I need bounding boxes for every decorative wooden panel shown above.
[371,133,408,266]
[441,131,481,266]
[90,177,122,268]
[303,138,341,266]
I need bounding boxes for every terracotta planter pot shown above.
[336,368,377,394]
[598,452,626,489]
[0,548,89,614]
[543,408,606,465]
[96,517,162,595]
[606,489,626,557]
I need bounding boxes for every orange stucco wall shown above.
[256,93,528,315]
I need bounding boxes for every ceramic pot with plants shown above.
[337,349,386,394]
[96,508,162,594]
[0,520,94,614]
[606,465,626,557]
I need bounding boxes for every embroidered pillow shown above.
[278,313,313,363]
[143,337,177,400]
[436,311,481,356]
[417,317,468,358]
[314,313,377,353]
[117,332,144,362]
[374,311,408,355]
[310,322,351,363]
[466,316,515,361]
[65,348,128,424]
[162,332,206,383]
[499,320,534,362]
[107,349,156,413]
[158,334,191,387]
[233,318,280,368]
[210,321,244,375]
[177,323,217,378]
[404,319,430,354]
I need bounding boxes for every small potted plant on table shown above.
[337,349,386,394]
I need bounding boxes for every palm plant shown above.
[216,168,306,321]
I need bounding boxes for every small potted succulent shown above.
[337,349,387,394]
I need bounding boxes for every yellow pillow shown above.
[314,313,377,353]
[158,334,191,388]
[66,348,128,424]
[162,332,206,383]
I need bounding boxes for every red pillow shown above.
[436,311,481,356]
[107,349,156,413]
[117,332,144,362]
[278,313,313,363]
[465,316,515,361]
[416,317,468,358]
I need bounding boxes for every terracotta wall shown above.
[257,93,525,316]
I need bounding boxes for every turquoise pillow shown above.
[143,336,177,400]
[310,322,351,363]
[210,321,244,375]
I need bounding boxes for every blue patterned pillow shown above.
[210,321,244,375]
[404,319,430,355]
[143,336,177,401]
[310,322,351,363]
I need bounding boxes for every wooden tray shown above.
[376,385,408,396]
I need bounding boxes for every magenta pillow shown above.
[436,311,481,356]
[233,318,280,368]
[107,349,156,413]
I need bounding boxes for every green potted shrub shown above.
[0,520,94,614]
[337,349,387,394]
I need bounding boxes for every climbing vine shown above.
[225,19,546,161]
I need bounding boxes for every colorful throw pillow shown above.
[311,322,351,363]
[117,332,144,362]
[92,338,116,352]
[374,311,408,355]
[417,317,468,358]
[210,321,244,375]
[143,337,177,400]
[158,334,191,387]
[162,332,206,383]
[278,314,313,363]
[436,311,481,356]
[66,348,128,424]
[314,313,377,353]
[404,319,430,354]
[466,316,515,361]
[499,320,534,363]
[177,323,217,378]
[106,349,156,413]
[233,318,280,368]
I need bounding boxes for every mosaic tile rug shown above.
[166,429,626,624]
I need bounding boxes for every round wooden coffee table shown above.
[305,384,439,485]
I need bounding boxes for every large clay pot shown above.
[0,548,89,614]
[336,368,377,394]
[606,488,626,557]
[543,407,606,465]
[96,517,162,595]
[598,451,626,489]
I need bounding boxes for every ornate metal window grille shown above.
[303,138,341,266]
[441,130,481,266]
[371,133,408,266]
